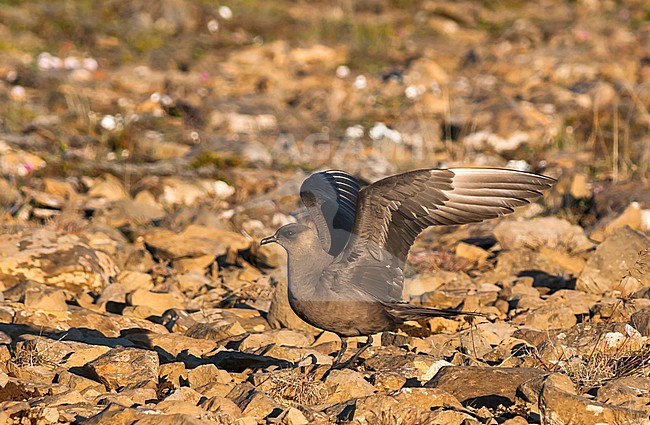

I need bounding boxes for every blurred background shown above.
[0,0,649,228]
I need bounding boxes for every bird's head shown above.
[259,223,319,254]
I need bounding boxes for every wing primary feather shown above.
[329,168,555,304]
[300,170,361,256]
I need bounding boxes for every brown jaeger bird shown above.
[260,168,555,369]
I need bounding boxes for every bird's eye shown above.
[286,230,295,237]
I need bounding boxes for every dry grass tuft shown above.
[558,346,650,390]
[560,352,619,389]
[217,278,274,308]
[12,339,58,369]
[267,368,328,406]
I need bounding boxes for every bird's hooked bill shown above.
[259,235,278,245]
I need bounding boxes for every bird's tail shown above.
[383,302,482,322]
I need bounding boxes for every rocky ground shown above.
[1,0,650,424]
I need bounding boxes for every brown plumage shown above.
[261,168,555,369]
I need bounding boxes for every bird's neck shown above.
[287,249,331,300]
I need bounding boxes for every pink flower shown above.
[575,29,590,43]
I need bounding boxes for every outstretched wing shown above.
[326,168,555,302]
[300,170,361,257]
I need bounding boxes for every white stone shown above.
[211,180,236,199]
[419,360,453,381]
[82,57,98,71]
[405,84,426,100]
[625,324,642,338]
[344,125,364,139]
[63,56,80,70]
[9,85,26,101]
[336,65,350,78]
[37,52,62,70]
[207,19,219,33]
[100,115,118,131]
[369,122,402,143]
[506,159,531,171]
[218,6,233,20]
[353,75,367,90]
[604,331,625,348]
